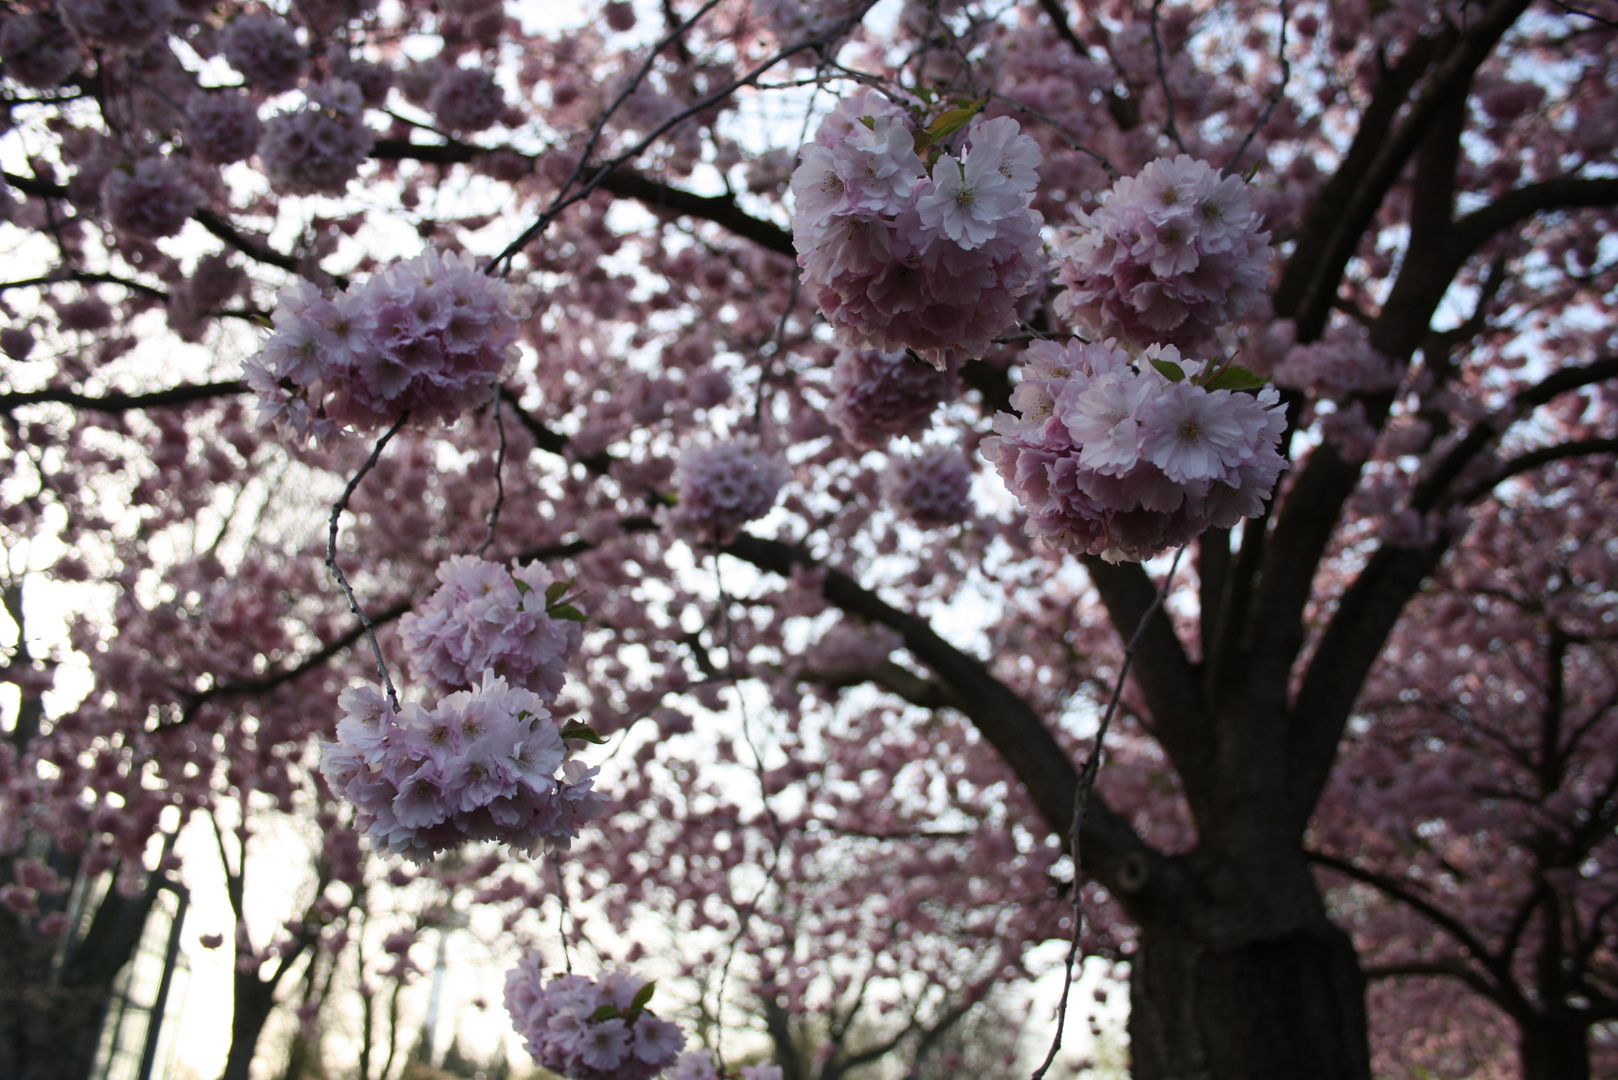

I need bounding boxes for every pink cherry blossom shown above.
[398,555,583,699]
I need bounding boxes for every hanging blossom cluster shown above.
[504,952,686,1080]
[101,158,201,239]
[885,447,975,529]
[668,436,791,546]
[258,79,376,196]
[398,556,584,700]
[243,248,521,439]
[184,90,264,165]
[318,674,603,863]
[982,339,1286,563]
[791,94,1044,367]
[826,347,957,448]
[1054,155,1271,352]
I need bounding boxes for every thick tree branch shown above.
[722,533,1183,920]
[1288,541,1448,826]
[1448,177,1618,267]
[0,380,248,415]
[373,139,798,257]
[1080,556,1213,816]
[1308,851,1504,989]
[1288,359,1618,823]
[1274,0,1529,338]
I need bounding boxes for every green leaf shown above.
[913,85,935,106]
[513,578,532,595]
[1149,358,1186,383]
[925,98,985,143]
[551,603,586,622]
[560,721,609,744]
[911,97,986,153]
[859,115,876,130]
[590,1003,620,1021]
[1203,365,1269,391]
[629,981,656,1013]
[544,579,570,604]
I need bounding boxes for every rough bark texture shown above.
[1130,922,1370,1080]
[0,887,157,1080]
[1518,1013,1591,1080]
[220,977,280,1080]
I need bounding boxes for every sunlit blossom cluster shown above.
[791,95,1044,366]
[826,347,957,448]
[258,78,376,196]
[504,952,686,1080]
[243,248,521,438]
[668,436,790,545]
[885,446,975,528]
[398,555,583,699]
[982,338,1287,562]
[319,674,602,863]
[1054,155,1271,351]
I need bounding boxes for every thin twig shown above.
[326,415,409,710]
[478,386,508,558]
[486,2,878,274]
[1031,545,1186,1080]
[988,91,1119,181]
[705,553,790,1074]
[554,859,574,975]
[1149,0,1188,154]
[1224,0,1291,177]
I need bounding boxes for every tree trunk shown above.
[1519,1012,1589,1080]
[1128,921,1371,1080]
[220,977,280,1080]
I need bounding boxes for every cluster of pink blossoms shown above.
[1054,155,1271,351]
[826,347,957,448]
[184,90,264,165]
[243,248,520,438]
[982,339,1286,562]
[220,13,306,94]
[504,952,686,1080]
[258,79,375,196]
[318,674,602,863]
[101,158,200,239]
[668,436,790,546]
[428,65,506,135]
[398,556,583,699]
[56,0,171,53]
[885,447,975,528]
[791,95,1044,366]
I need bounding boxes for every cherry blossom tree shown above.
[2,1,1617,1080]
[1315,464,1618,1080]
